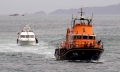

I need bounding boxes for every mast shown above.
[80,8,83,16]
[71,14,73,29]
[78,7,84,19]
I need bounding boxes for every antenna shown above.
[81,8,83,16]
[90,7,93,24]
[78,7,85,19]
[89,13,93,24]
[71,14,73,29]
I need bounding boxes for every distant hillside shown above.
[34,11,46,14]
[49,3,120,14]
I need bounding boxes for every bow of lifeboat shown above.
[54,8,104,61]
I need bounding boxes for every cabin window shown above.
[26,35,29,38]
[30,35,34,38]
[73,35,77,39]
[89,36,95,39]
[83,36,88,39]
[89,36,93,39]
[77,35,82,39]
[73,35,82,39]
[20,35,25,38]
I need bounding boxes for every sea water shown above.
[0,14,120,72]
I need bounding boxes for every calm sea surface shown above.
[0,14,120,72]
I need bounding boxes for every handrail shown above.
[58,40,103,49]
[68,41,103,49]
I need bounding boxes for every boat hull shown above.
[54,48,104,61]
[18,40,36,46]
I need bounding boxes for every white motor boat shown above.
[17,25,38,45]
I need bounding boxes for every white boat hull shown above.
[18,40,36,45]
[18,38,36,45]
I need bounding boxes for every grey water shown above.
[0,14,120,72]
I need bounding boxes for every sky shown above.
[0,0,120,14]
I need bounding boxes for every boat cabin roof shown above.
[20,32,35,35]
[72,24,93,35]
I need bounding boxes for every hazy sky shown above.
[0,0,120,14]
